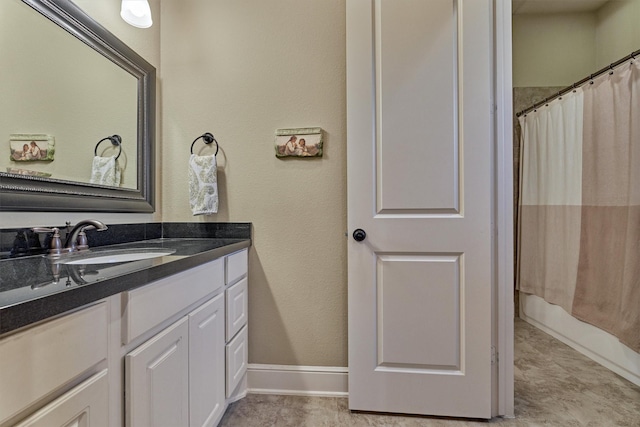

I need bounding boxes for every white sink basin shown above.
[62,250,175,265]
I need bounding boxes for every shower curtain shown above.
[518,60,640,353]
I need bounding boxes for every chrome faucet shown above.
[64,219,108,252]
[33,219,108,257]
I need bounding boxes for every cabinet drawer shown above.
[122,259,224,344]
[14,370,108,427]
[226,325,248,398]
[226,277,248,341]
[0,303,108,425]
[226,249,248,286]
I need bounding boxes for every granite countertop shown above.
[0,223,251,336]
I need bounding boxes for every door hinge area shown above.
[491,346,498,365]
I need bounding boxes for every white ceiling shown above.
[513,0,611,15]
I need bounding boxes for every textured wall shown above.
[595,0,640,68]
[513,1,640,88]
[74,0,161,67]
[513,12,596,87]
[161,0,348,366]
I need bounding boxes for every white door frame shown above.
[495,0,514,418]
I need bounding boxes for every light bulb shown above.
[121,0,152,28]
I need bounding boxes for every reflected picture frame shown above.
[9,134,55,162]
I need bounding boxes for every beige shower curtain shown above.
[518,90,584,313]
[572,61,640,352]
[518,60,640,352]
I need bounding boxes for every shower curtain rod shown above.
[516,48,640,117]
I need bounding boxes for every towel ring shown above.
[95,135,122,160]
[190,132,219,156]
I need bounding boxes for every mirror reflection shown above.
[0,0,138,189]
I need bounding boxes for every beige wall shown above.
[595,0,640,68]
[1,0,346,368]
[513,12,596,87]
[74,0,161,67]
[513,0,640,88]
[161,0,348,366]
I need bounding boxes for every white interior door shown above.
[347,0,494,419]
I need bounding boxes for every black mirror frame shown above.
[0,0,155,213]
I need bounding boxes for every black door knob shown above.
[353,229,367,242]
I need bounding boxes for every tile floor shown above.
[220,319,640,426]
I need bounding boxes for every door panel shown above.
[347,0,493,419]
[377,0,458,212]
[377,254,461,370]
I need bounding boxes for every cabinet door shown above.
[126,317,189,427]
[189,294,225,427]
[225,277,248,341]
[14,370,108,427]
[226,325,248,398]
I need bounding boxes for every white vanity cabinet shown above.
[0,246,249,427]
[124,249,248,427]
[124,294,227,427]
[0,302,109,427]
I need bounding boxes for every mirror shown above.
[0,0,155,212]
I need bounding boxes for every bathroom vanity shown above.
[1,2,249,423]
[0,224,250,427]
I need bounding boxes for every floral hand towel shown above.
[89,155,121,187]
[189,154,218,215]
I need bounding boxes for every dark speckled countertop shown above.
[0,222,251,336]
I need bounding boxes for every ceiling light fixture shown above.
[120,0,152,28]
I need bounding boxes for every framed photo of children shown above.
[9,134,55,162]
[275,127,323,158]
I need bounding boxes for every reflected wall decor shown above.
[9,134,55,162]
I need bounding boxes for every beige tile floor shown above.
[220,319,640,426]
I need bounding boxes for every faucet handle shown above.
[76,230,89,251]
[32,227,57,234]
[32,227,64,256]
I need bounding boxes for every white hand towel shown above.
[189,154,218,215]
[89,156,121,187]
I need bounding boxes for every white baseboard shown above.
[247,364,348,397]
[520,294,640,387]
